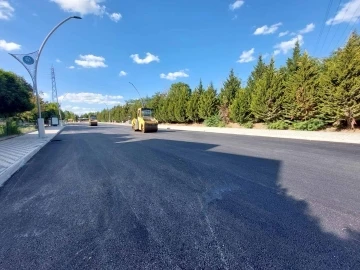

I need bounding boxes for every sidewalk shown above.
[108,122,360,144]
[0,126,64,187]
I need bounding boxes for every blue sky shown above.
[1,0,360,115]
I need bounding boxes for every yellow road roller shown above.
[89,115,98,126]
[132,108,158,133]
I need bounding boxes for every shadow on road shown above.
[0,126,359,269]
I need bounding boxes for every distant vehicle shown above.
[132,108,158,133]
[51,117,59,126]
[89,115,98,126]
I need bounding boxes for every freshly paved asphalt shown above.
[0,124,359,269]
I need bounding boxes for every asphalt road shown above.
[0,124,359,269]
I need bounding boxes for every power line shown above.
[320,0,343,54]
[314,0,334,54]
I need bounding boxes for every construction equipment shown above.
[132,108,158,133]
[89,115,98,126]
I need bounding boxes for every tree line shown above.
[0,69,78,125]
[1,33,359,131]
[97,32,360,130]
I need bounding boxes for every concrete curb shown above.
[0,127,65,187]
[102,122,360,144]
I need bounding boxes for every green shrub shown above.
[204,115,225,127]
[292,119,327,131]
[0,121,21,137]
[268,120,291,130]
[243,122,254,129]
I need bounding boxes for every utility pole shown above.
[51,66,62,125]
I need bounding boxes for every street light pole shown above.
[10,16,82,138]
[129,82,144,107]
[35,16,82,137]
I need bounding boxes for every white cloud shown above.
[62,105,98,115]
[75,54,107,68]
[229,0,244,11]
[237,48,255,63]
[327,0,360,25]
[254,23,282,35]
[130,52,160,64]
[0,39,21,51]
[263,53,269,59]
[160,70,189,81]
[68,66,75,69]
[119,70,127,76]
[108,12,121,22]
[56,58,61,63]
[274,35,304,54]
[273,50,281,56]
[0,0,14,20]
[299,23,315,34]
[279,31,289,37]
[40,92,51,101]
[59,92,123,105]
[50,0,106,16]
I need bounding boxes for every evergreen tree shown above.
[319,32,360,128]
[186,79,204,122]
[283,52,320,121]
[265,66,286,122]
[246,55,267,93]
[286,40,302,74]
[219,69,241,123]
[167,82,191,123]
[199,82,218,119]
[250,58,279,122]
[219,69,241,107]
[230,89,251,124]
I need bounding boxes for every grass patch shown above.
[242,122,254,129]
[0,121,36,137]
[292,119,327,131]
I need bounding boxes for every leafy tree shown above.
[0,69,34,117]
[186,79,204,122]
[199,82,218,119]
[318,32,360,128]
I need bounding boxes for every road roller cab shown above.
[132,108,158,133]
[89,115,98,126]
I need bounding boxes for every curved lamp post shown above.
[129,82,144,107]
[10,16,82,137]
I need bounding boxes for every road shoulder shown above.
[103,122,360,144]
[0,126,64,187]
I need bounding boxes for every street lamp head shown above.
[73,16,82,19]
